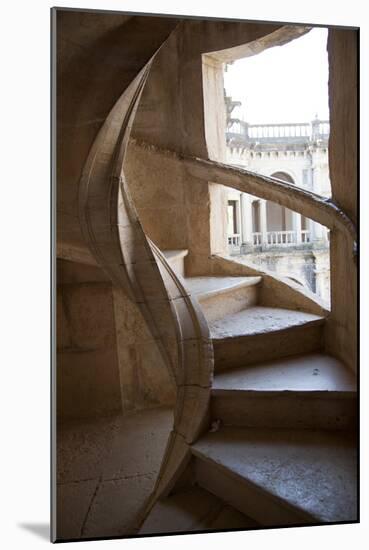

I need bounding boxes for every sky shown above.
[224,28,329,124]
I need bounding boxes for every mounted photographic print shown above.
[51,6,359,542]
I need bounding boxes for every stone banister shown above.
[130,141,356,248]
[227,120,330,143]
[77,51,213,528]
[181,156,356,246]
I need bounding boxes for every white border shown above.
[1,1,367,548]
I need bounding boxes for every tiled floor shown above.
[56,406,173,540]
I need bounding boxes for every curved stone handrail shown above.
[131,141,357,246]
[183,156,357,245]
[78,55,213,527]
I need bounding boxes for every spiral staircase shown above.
[139,250,357,533]
[55,11,358,539]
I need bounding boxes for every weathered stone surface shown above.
[140,486,221,534]
[210,306,323,339]
[175,385,211,443]
[112,286,176,412]
[213,353,356,392]
[325,232,357,373]
[209,254,327,316]
[184,275,261,322]
[328,29,357,226]
[213,321,324,372]
[57,348,122,420]
[162,249,189,277]
[102,408,173,480]
[132,20,289,156]
[57,10,179,262]
[56,272,122,421]
[125,141,188,251]
[56,408,173,540]
[82,474,156,538]
[179,338,214,387]
[152,431,192,501]
[193,428,357,524]
[58,282,117,350]
[57,479,98,540]
[57,258,110,284]
[211,391,357,431]
[139,486,258,534]
[57,414,120,484]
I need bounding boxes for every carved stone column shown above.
[293,212,302,244]
[260,199,268,247]
[240,193,253,249]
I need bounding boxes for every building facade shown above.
[225,98,331,302]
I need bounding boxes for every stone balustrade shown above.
[301,230,311,243]
[266,230,296,246]
[248,123,310,140]
[235,229,314,251]
[227,119,330,144]
[228,233,241,248]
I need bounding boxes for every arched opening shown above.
[252,200,260,233]
[266,172,296,244]
[271,171,294,184]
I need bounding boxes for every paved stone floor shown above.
[140,486,258,534]
[56,406,173,540]
[210,306,322,338]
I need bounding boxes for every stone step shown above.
[183,276,262,322]
[139,485,258,535]
[192,427,357,526]
[211,353,357,430]
[162,249,189,277]
[210,306,325,371]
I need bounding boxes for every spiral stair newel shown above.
[78,51,214,532]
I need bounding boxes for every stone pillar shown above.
[260,199,268,246]
[314,251,331,304]
[293,212,302,244]
[311,220,324,243]
[240,193,253,248]
[311,116,320,142]
[307,218,315,243]
[236,197,242,235]
[210,183,229,257]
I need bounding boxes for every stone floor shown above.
[212,353,356,392]
[140,486,258,535]
[193,427,357,523]
[184,276,260,297]
[56,406,173,540]
[209,306,323,338]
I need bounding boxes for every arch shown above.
[266,171,296,232]
[266,200,286,231]
[270,171,295,184]
[259,167,299,186]
[252,200,261,233]
[286,275,308,288]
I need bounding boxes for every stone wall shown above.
[325,29,358,372]
[237,248,330,303]
[57,260,122,420]
[56,11,178,264]
[227,147,330,196]
[127,20,291,273]
[125,139,212,258]
[57,259,175,421]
